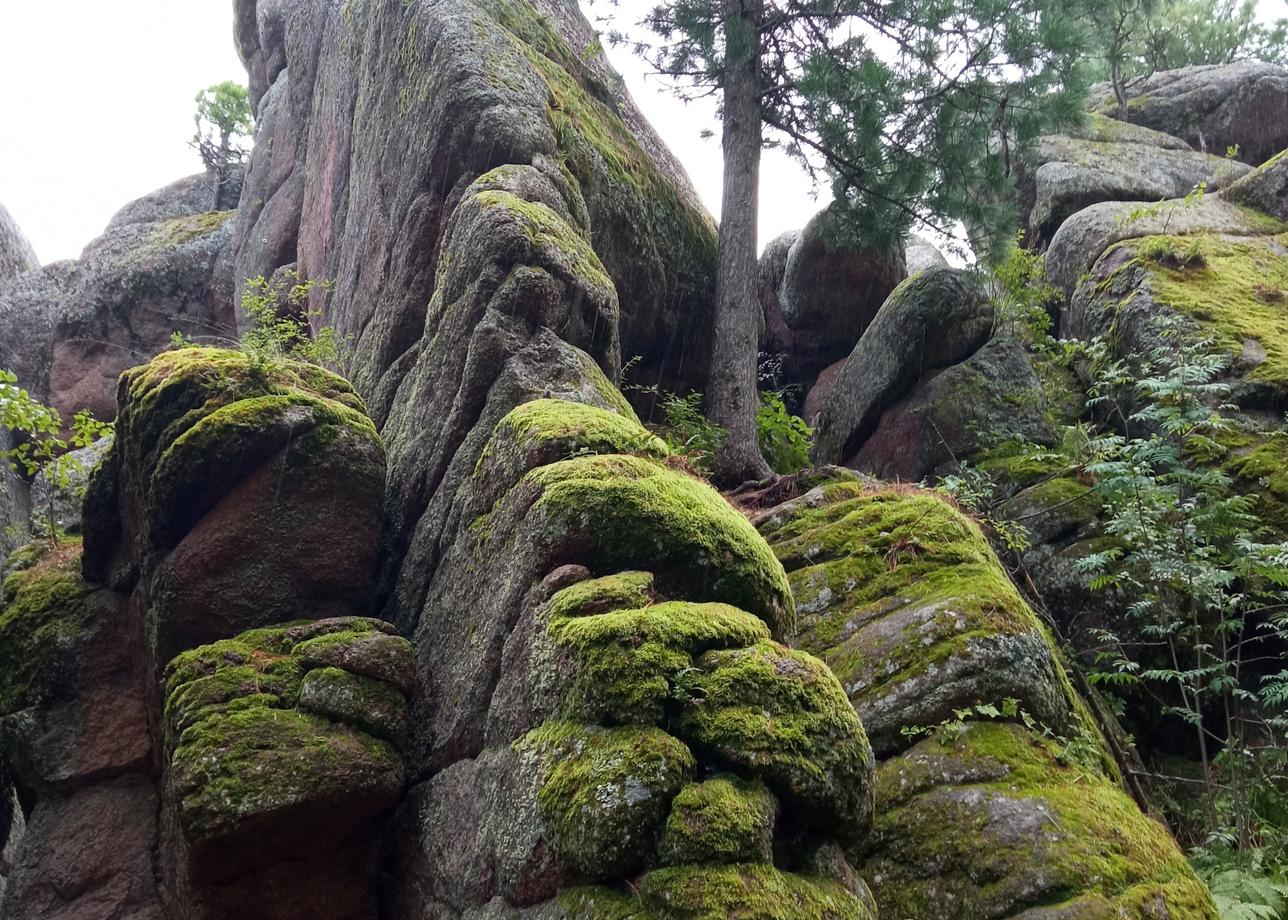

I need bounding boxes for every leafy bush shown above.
[986,233,1059,344]
[755,392,812,474]
[239,270,343,370]
[0,370,112,542]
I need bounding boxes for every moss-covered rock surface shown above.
[754,474,1216,918]
[164,617,412,873]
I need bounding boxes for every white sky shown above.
[0,0,820,267]
[2,1,1282,266]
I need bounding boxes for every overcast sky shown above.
[0,0,822,266]
[3,1,1282,266]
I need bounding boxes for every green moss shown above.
[559,887,661,919]
[150,210,235,248]
[522,720,695,880]
[163,618,411,845]
[861,722,1217,919]
[659,775,777,866]
[169,705,402,844]
[640,864,874,919]
[528,454,794,635]
[766,488,1038,689]
[551,599,771,725]
[675,641,873,845]
[298,666,408,747]
[547,571,656,621]
[974,441,1070,487]
[497,398,666,460]
[0,540,88,714]
[475,188,615,295]
[1129,233,1288,385]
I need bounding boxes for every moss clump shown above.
[298,666,408,748]
[496,398,667,461]
[973,441,1070,488]
[150,210,235,248]
[528,454,794,635]
[675,641,874,846]
[163,618,412,847]
[475,188,616,296]
[1130,232,1288,386]
[640,864,875,919]
[859,722,1217,919]
[552,599,772,726]
[547,571,657,621]
[523,720,695,880]
[169,706,403,845]
[0,540,88,714]
[659,775,777,866]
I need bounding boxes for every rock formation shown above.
[2,0,1268,915]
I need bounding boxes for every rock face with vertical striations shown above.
[0,0,1231,917]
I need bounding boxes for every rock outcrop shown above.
[1094,61,1288,166]
[757,207,905,387]
[751,473,1218,919]
[0,0,1237,916]
[813,268,1058,479]
[0,207,36,281]
[1018,114,1250,246]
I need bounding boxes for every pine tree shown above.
[615,0,1096,483]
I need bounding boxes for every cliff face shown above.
[0,1,1245,917]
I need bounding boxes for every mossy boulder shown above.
[675,641,874,845]
[163,617,412,881]
[812,268,995,466]
[659,775,777,867]
[761,481,1081,754]
[524,721,695,880]
[855,722,1217,919]
[526,454,794,636]
[0,540,88,717]
[86,347,387,664]
[640,864,876,919]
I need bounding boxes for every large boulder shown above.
[1093,61,1288,166]
[1019,114,1250,246]
[387,398,877,917]
[0,206,37,281]
[766,207,906,385]
[1045,152,1288,295]
[232,0,717,402]
[811,268,995,467]
[751,473,1218,919]
[0,174,238,424]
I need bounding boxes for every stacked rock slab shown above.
[1054,147,1288,534]
[389,399,878,917]
[752,472,1218,918]
[1017,114,1250,247]
[0,348,413,919]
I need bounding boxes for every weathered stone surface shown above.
[858,723,1217,919]
[0,206,37,281]
[812,268,994,466]
[1045,189,1284,296]
[904,234,949,275]
[1093,61,1288,166]
[774,207,906,384]
[163,618,411,888]
[28,436,112,539]
[85,348,386,664]
[1020,125,1249,246]
[389,397,872,916]
[847,336,1056,482]
[233,0,717,403]
[751,474,1218,919]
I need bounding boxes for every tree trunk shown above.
[709,0,771,487]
